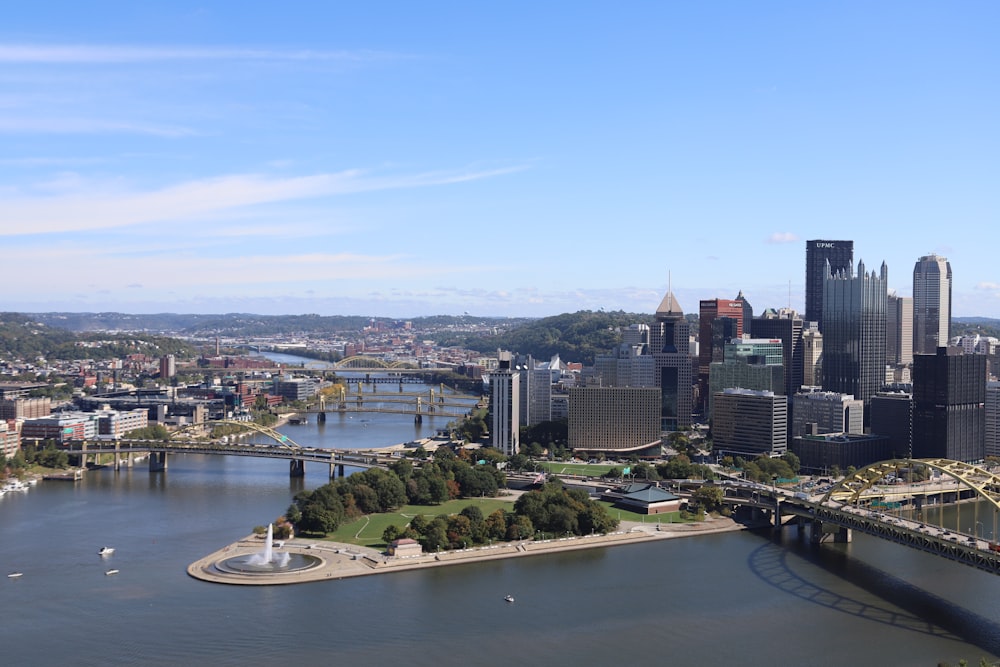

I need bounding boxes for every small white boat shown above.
[98,546,115,556]
[504,594,515,603]
[105,569,119,576]
[8,572,23,578]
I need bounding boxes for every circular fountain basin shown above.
[215,552,322,575]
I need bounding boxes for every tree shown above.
[690,486,725,514]
[382,525,402,544]
[780,451,801,474]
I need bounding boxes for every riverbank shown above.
[187,515,752,585]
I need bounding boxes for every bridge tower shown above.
[415,397,423,424]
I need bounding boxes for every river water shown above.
[3,369,1000,665]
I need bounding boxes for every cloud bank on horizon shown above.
[1,3,998,319]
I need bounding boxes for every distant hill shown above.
[435,310,656,365]
[953,317,1000,339]
[0,313,199,362]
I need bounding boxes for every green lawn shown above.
[597,501,688,525]
[324,496,516,548]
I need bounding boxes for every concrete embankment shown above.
[187,516,748,586]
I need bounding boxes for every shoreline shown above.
[187,515,756,586]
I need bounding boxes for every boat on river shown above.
[105,569,119,576]
[98,546,115,556]
[504,594,514,603]
[8,572,23,578]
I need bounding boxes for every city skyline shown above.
[2,3,999,319]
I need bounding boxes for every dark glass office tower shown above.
[821,259,888,415]
[912,347,985,462]
[805,240,853,330]
[651,290,692,432]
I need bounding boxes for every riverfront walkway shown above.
[187,516,748,586]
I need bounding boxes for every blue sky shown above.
[2,2,998,318]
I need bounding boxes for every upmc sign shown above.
[815,242,836,248]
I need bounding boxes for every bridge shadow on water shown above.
[748,528,1000,655]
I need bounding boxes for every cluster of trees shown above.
[287,467,408,534]
[288,448,507,536]
[600,455,715,482]
[2,442,69,474]
[382,505,534,552]
[720,453,802,483]
[513,482,619,537]
[124,425,171,440]
[382,481,619,552]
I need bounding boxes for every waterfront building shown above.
[913,254,953,356]
[791,432,893,473]
[567,386,661,456]
[886,293,913,366]
[987,381,1000,458]
[791,391,863,439]
[0,420,19,459]
[606,483,682,515]
[489,353,520,456]
[272,377,319,402]
[870,386,913,458]
[712,388,787,458]
[805,239,853,330]
[650,290,693,432]
[97,407,149,439]
[912,347,986,462]
[821,259,888,414]
[21,412,99,443]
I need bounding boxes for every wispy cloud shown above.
[0,44,400,64]
[767,232,799,244]
[977,282,1000,291]
[0,117,197,136]
[1,166,524,235]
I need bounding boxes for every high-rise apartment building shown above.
[489,352,520,456]
[650,290,692,432]
[822,259,888,413]
[805,240,853,330]
[912,348,985,462]
[886,293,913,366]
[913,254,953,355]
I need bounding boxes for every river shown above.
[2,366,1000,665]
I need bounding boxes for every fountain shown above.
[214,523,321,576]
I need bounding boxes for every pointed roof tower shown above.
[656,290,684,317]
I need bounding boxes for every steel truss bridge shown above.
[721,458,1000,575]
[58,420,395,478]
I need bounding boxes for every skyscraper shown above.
[805,240,853,330]
[650,290,692,432]
[698,297,745,412]
[886,293,913,366]
[912,254,953,355]
[821,259,888,413]
[912,347,985,462]
[489,352,520,456]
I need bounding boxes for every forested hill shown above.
[0,313,199,362]
[435,310,658,365]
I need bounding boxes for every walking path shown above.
[187,516,750,586]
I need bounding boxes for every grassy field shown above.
[325,496,517,548]
[597,501,688,525]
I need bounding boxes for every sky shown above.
[2,2,999,319]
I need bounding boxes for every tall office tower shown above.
[735,290,754,338]
[159,354,176,379]
[987,381,1000,458]
[913,254,953,355]
[489,352,520,456]
[821,259,888,413]
[805,240,853,330]
[514,355,552,427]
[712,389,788,459]
[886,293,913,366]
[698,298,745,412]
[753,310,805,400]
[912,348,986,462]
[870,387,913,458]
[650,290,692,432]
[801,323,823,388]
